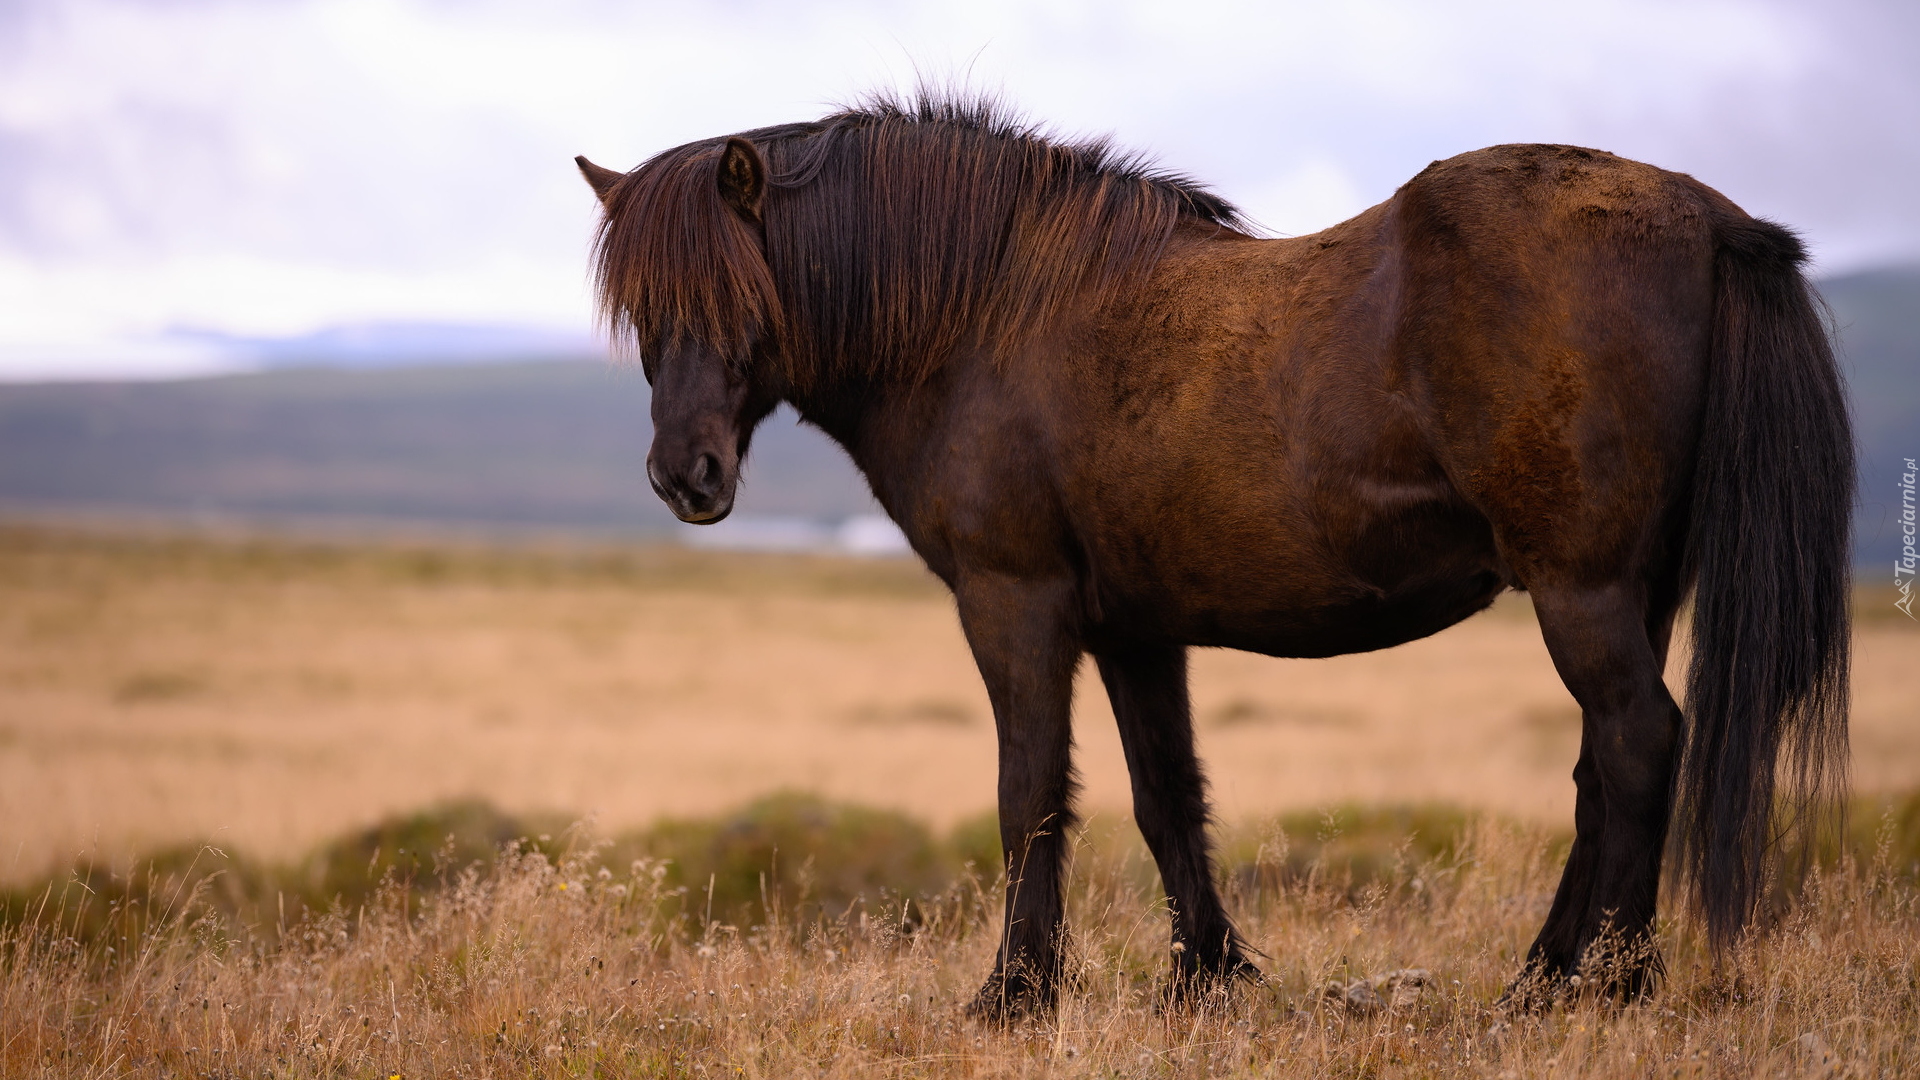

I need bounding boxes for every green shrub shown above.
[11,791,1919,949]
[616,792,955,925]
[1217,803,1488,898]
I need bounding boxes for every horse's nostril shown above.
[688,453,721,497]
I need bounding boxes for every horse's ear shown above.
[716,137,765,222]
[575,156,624,205]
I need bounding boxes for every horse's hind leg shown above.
[1513,733,1604,1006]
[1521,581,1683,1000]
[1096,644,1258,996]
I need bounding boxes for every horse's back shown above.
[1060,211,1505,655]
[1054,145,1726,652]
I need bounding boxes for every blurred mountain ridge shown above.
[0,360,877,538]
[1822,266,1919,571]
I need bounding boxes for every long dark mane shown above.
[591,95,1249,386]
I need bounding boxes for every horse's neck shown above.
[781,384,867,454]
[783,370,947,517]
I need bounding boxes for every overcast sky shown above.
[1,0,1914,378]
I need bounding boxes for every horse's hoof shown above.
[1159,953,1262,1014]
[966,972,1056,1025]
[1495,967,1564,1014]
[1501,952,1660,1012]
[1497,969,1645,1012]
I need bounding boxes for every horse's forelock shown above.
[590,142,780,369]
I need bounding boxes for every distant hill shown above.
[1821,267,1919,573]
[0,268,1911,563]
[0,360,877,536]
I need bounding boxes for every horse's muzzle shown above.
[648,452,736,524]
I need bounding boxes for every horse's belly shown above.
[1197,571,1511,658]
[1087,500,1511,658]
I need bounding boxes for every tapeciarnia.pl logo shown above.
[1897,457,1917,620]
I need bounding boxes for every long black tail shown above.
[1679,215,1853,951]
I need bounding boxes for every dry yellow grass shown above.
[3,525,1918,1077]
[4,813,1916,1078]
[1,524,1916,883]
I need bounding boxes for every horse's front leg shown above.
[1095,643,1258,998]
[955,571,1082,1022]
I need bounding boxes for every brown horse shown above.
[576,96,1852,1017]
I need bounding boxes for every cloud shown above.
[1,0,1914,376]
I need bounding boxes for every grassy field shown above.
[3,525,1916,884]
[2,523,1917,1076]
[4,797,1917,1077]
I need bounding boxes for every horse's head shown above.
[633,336,771,523]
[579,139,779,525]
